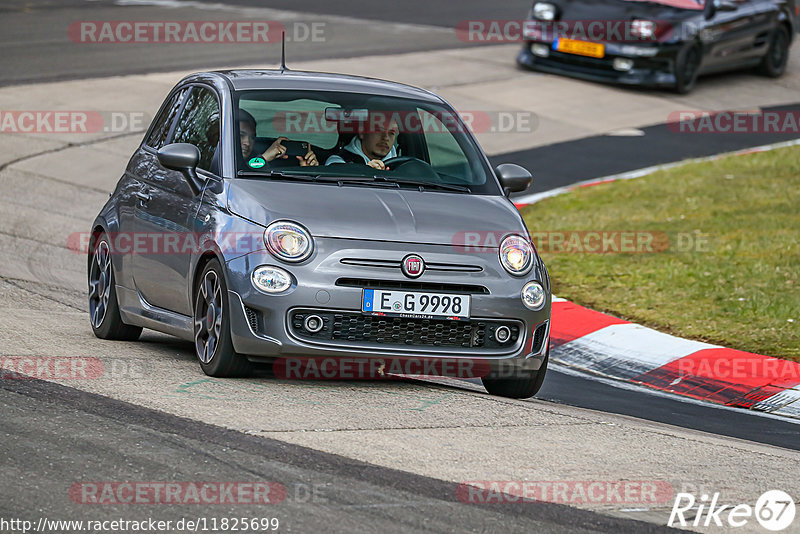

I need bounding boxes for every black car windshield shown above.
[233,90,499,195]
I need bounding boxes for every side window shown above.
[172,87,221,172]
[418,109,473,180]
[145,88,186,149]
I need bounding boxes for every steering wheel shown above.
[382,156,441,181]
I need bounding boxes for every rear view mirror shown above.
[157,143,203,194]
[495,163,532,196]
[324,107,369,122]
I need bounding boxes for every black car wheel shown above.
[194,259,251,377]
[481,350,549,399]
[759,25,790,78]
[88,234,142,340]
[674,44,701,94]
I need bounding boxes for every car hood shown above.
[550,0,701,21]
[227,180,527,246]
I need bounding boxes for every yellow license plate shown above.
[557,39,605,58]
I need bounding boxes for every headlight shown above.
[264,221,313,262]
[630,20,656,40]
[252,266,292,294]
[532,2,556,21]
[521,281,546,310]
[499,235,533,275]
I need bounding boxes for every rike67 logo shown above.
[668,490,796,531]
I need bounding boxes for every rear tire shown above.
[88,234,142,341]
[674,44,701,94]
[758,25,790,78]
[482,351,548,399]
[194,259,251,377]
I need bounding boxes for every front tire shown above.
[758,25,790,78]
[194,259,251,377]
[674,44,701,94]
[88,234,142,341]
[482,351,549,399]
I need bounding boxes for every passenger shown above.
[325,116,399,170]
[239,109,318,166]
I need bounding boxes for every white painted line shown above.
[553,323,719,380]
[755,389,800,416]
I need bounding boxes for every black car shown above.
[517,0,798,92]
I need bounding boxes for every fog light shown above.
[494,326,511,344]
[613,58,635,72]
[532,44,550,58]
[252,266,292,294]
[521,281,546,310]
[304,315,324,333]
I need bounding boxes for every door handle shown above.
[135,190,151,203]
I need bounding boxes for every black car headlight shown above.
[499,235,534,276]
[532,2,556,21]
[264,221,313,262]
[631,20,656,40]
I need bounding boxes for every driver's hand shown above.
[263,137,289,162]
[298,147,318,167]
[367,159,388,170]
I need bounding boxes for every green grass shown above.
[520,145,800,361]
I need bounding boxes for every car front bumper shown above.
[517,40,682,88]
[223,237,551,374]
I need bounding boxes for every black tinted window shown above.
[172,87,220,172]
[145,88,186,149]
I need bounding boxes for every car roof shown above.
[197,69,444,103]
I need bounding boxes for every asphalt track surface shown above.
[496,102,800,194]
[0,0,527,86]
[0,377,679,533]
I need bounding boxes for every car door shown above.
[132,85,221,316]
[701,0,766,70]
[116,87,188,291]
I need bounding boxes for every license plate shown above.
[555,38,605,58]
[361,289,470,319]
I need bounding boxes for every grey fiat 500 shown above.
[88,69,551,398]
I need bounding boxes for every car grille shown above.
[532,321,548,353]
[244,306,261,333]
[336,278,489,295]
[290,310,520,350]
[340,258,482,273]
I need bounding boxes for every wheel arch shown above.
[190,249,226,304]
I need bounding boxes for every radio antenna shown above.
[280,32,288,72]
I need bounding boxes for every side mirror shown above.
[157,143,203,194]
[705,0,736,18]
[715,0,738,11]
[495,163,532,197]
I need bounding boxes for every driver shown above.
[239,109,318,166]
[325,115,399,170]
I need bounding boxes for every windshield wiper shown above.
[236,171,469,192]
[236,170,393,187]
[237,170,319,181]
[375,177,471,193]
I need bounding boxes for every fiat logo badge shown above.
[401,254,425,278]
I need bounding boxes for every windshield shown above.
[621,0,704,10]
[232,90,500,195]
